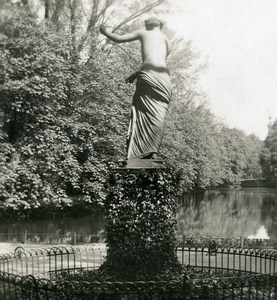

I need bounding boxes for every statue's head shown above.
[144,17,163,30]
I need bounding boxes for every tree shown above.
[260,118,277,186]
[161,39,260,190]
[0,2,170,220]
[0,3,264,220]
[243,134,262,179]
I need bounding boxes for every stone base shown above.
[116,158,166,169]
[101,168,182,281]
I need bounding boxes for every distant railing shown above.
[178,236,277,249]
[0,242,277,299]
[1,231,276,249]
[0,231,105,245]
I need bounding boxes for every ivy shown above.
[100,169,183,281]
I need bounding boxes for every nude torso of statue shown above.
[139,29,170,81]
[140,30,169,67]
[99,24,171,81]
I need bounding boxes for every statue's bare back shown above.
[100,18,171,81]
[139,29,170,78]
[141,30,168,64]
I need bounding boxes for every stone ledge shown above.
[115,158,166,169]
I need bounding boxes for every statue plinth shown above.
[116,158,166,169]
[100,167,182,281]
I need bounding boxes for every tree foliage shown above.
[0,3,263,220]
[0,8,133,220]
[163,39,262,189]
[260,119,277,186]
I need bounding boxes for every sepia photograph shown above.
[0,0,276,299]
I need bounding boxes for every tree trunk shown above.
[45,0,50,19]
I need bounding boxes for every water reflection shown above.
[177,188,277,239]
[1,188,277,241]
[0,214,105,242]
[248,225,269,239]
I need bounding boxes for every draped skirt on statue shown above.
[126,69,172,159]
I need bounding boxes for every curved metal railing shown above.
[0,244,106,278]
[178,245,277,274]
[0,243,276,299]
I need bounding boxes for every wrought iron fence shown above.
[0,231,106,245]
[1,231,276,249]
[178,236,277,249]
[178,245,277,274]
[0,243,276,299]
[0,245,106,277]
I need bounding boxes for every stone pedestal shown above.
[100,168,182,281]
[118,159,166,169]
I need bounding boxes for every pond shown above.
[1,188,277,241]
[177,188,277,239]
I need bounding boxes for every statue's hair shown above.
[144,17,163,28]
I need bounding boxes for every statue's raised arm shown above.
[100,25,142,43]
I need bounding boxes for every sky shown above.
[165,0,277,140]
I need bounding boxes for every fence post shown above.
[24,230,28,244]
[73,232,77,245]
[240,236,244,248]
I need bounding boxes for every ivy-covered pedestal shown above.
[100,168,182,281]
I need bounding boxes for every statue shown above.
[100,17,171,167]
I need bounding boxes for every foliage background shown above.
[0,0,268,221]
[260,119,277,186]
